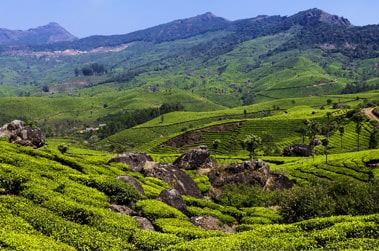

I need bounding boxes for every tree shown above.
[352,111,365,151]
[57,144,69,154]
[242,134,262,160]
[369,122,379,149]
[212,139,221,150]
[322,138,329,164]
[338,126,345,150]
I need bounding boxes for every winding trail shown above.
[363,108,379,122]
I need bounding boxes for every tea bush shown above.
[135,199,187,221]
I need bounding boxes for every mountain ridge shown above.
[0,8,361,50]
[0,22,77,46]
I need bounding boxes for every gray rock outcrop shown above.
[0,120,45,148]
[116,175,145,195]
[133,216,155,231]
[207,159,292,190]
[173,145,213,170]
[282,144,313,157]
[190,215,235,233]
[107,152,153,172]
[158,188,188,214]
[143,163,203,198]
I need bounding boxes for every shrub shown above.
[0,171,29,195]
[217,184,276,208]
[135,199,187,221]
[71,175,142,205]
[132,229,183,251]
[278,184,336,223]
[57,144,69,154]
[154,218,225,240]
[241,207,283,223]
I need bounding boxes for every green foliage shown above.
[0,138,378,249]
[217,183,276,208]
[135,199,187,221]
[278,180,379,223]
[132,229,183,251]
[57,143,69,154]
[70,174,142,204]
[154,218,226,240]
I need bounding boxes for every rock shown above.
[207,159,270,188]
[107,152,153,172]
[263,173,293,190]
[116,175,145,195]
[0,120,45,148]
[207,159,292,191]
[133,216,155,231]
[190,215,235,233]
[282,144,313,157]
[143,163,203,198]
[310,138,322,147]
[109,204,136,215]
[158,189,187,214]
[173,145,213,170]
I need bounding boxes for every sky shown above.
[1,0,378,38]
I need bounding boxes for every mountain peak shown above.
[289,8,351,27]
[0,22,77,46]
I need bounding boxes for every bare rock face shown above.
[190,215,235,233]
[263,173,293,190]
[143,163,203,198]
[207,159,292,190]
[0,120,45,148]
[133,216,155,231]
[116,175,145,195]
[109,204,136,215]
[282,144,313,157]
[107,152,153,172]
[207,160,270,188]
[173,145,213,170]
[158,188,187,214]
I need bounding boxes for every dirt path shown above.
[363,108,379,122]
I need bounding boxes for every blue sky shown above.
[1,0,378,38]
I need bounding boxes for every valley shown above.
[0,8,378,250]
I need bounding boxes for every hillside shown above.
[0,8,377,101]
[0,136,378,250]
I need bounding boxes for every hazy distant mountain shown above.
[0,22,77,45]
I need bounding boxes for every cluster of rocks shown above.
[0,120,45,148]
[282,138,322,157]
[107,145,293,232]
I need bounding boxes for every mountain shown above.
[0,8,378,102]
[0,22,77,45]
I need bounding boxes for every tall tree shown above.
[242,134,262,160]
[352,111,365,152]
[338,126,345,150]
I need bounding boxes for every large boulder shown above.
[107,152,153,172]
[158,188,187,214]
[173,145,213,170]
[207,160,270,188]
[116,175,145,195]
[282,144,313,157]
[207,159,292,190]
[190,215,235,233]
[0,120,45,148]
[143,163,203,198]
[133,216,155,231]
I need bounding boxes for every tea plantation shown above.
[0,136,378,250]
